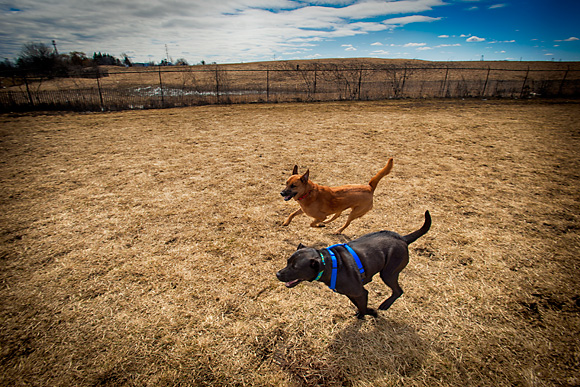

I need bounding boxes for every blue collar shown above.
[316,243,365,291]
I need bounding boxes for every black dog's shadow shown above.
[328,316,425,381]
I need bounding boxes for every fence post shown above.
[95,67,104,110]
[266,69,269,102]
[481,66,490,97]
[313,64,317,99]
[441,67,449,97]
[214,65,220,103]
[158,65,165,107]
[520,66,529,98]
[357,66,363,100]
[558,65,569,96]
[23,73,34,106]
[401,65,407,97]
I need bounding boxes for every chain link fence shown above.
[1,62,578,112]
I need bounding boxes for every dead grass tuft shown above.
[1,99,579,386]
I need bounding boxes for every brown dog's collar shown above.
[297,191,310,201]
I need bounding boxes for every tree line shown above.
[0,42,136,78]
[0,41,192,79]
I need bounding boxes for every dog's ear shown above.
[292,165,298,175]
[310,259,319,271]
[297,243,306,250]
[301,169,309,183]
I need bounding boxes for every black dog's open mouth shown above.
[281,192,296,201]
[285,279,302,288]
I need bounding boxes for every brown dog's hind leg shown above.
[334,206,371,234]
[335,221,352,234]
[323,211,343,224]
[309,218,326,228]
[283,208,303,226]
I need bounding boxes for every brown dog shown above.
[280,158,393,234]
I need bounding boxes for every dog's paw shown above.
[356,309,378,319]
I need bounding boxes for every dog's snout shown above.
[276,271,282,280]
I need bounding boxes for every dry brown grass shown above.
[1,99,579,386]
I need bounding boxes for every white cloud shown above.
[371,50,390,56]
[466,36,485,42]
[0,0,449,63]
[383,15,441,26]
[308,0,356,4]
[489,4,506,9]
[371,42,383,46]
[342,44,357,51]
[555,37,579,42]
[438,35,450,38]
[404,42,427,47]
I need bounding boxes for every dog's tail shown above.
[368,158,394,192]
[403,211,431,245]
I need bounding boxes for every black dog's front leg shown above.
[346,290,378,319]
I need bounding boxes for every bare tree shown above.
[16,42,63,76]
[382,64,415,98]
[321,61,366,100]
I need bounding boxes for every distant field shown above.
[2,59,579,111]
[1,99,579,386]
[6,58,579,89]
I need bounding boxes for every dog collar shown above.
[315,253,325,281]
[297,191,310,201]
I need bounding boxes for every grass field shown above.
[1,99,579,386]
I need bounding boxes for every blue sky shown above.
[1,0,579,64]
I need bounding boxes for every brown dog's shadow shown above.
[331,232,352,242]
[311,232,352,247]
[328,317,425,381]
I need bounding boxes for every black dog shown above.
[276,211,431,318]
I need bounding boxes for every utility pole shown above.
[52,40,59,55]
[165,44,171,65]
